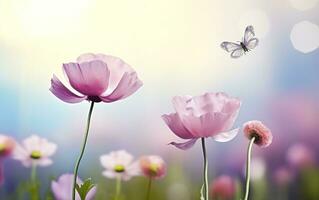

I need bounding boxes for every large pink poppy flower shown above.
[162,92,241,150]
[50,53,143,103]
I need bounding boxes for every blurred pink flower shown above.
[162,92,241,150]
[51,173,96,200]
[210,175,235,200]
[0,135,15,158]
[0,135,16,186]
[50,53,143,103]
[273,167,293,186]
[243,120,272,148]
[13,135,57,167]
[139,155,166,179]
[100,150,140,181]
[286,143,315,169]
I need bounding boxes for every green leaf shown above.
[75,178,96,200]
[200,184,205,200]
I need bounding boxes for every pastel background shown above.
[0,0,318,199]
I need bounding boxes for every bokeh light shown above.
[290,21,319,53]
[289,0,319,11]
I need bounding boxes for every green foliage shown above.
[235,179,243,200]
[76,178,96,200]
[28,180,40,200]
[300,167,319,200]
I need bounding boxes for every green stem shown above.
[72,101,95,200]
[146,177,152,200]
[30,162,38,200]
[201,138,209,200]
[31,162,37,183]
[243,137,256,200]
[115,176,122,200]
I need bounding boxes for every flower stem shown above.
[72,101,95,200]
[115,176,122,200]
[201,138,209,200]
[244,137,256,200]
[31,162,37,183]
[30,162,39,200]
[146,177,153,200]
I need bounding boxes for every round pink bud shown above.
[0,135,15,158]
[273,167,293,186]
[243,120,273,148]
[139,155,166,179]
[210,175,236,200]
[286,143,315,169]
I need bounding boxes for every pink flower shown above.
[273,167,293,186]
[286,143,315,169]
[210,175,236,200]
[162,92,241,150]
[100,150,140,181]
[0,135,15,158]
[50,53,143,103]
[243,120,273,148]
[51,174,96,200]
[0,134,16,186]
[13,135,57,167]
[139,155,166,179]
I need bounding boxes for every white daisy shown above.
[13,135,57,167]
[100,150,140,181]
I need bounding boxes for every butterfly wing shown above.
[221,42,241,52]
[230,48,244,58]
[244,25,255,44]
[246,38,259,50]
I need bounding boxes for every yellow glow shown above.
[0,0,273,92]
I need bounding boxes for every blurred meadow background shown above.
[0,0,319,199]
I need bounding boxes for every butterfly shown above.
[221,25,259,58]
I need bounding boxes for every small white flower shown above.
[13,135,57,167]
[100,150,140,181]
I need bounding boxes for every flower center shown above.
[88,96,102,102]
[114,164,125,173]
[30,150,42,159]
[149,163,159,175]
[250,131,261,144]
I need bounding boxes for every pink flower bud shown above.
[286,143,315,169]
[273,167,293,186]
[139,155,166,179]
[0,135,15,158]
[210,175,236,200]
[243,120,273,148]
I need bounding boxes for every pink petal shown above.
[100,72,142,102]
[212,128,239,142]
[162,113,194,139]
[76,53,99,63]
[179,112,237,137]
[36,158,53,166]
[169,139,198,150]
[77,54,138,93]
[173,92,241,117]
[51,174,86,200]
[50,75,87,103]
[63,61,110,96]
[172,95,193,116]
